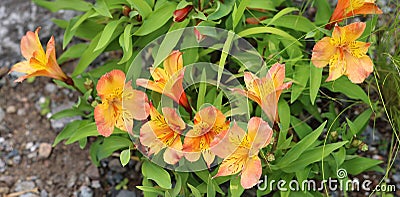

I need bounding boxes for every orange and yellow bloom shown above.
[312,22,373,83]
[233,63,292,123]
[327,0,382,29]
[94,70,150,137]
[183,106,230,168]
[140,104,185,165]
[10,27,70,83]
[136,50,191,113]
[211,117,273,189]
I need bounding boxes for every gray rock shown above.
[116,190,136,197]
[0,186,9,194]
[38,143,52,159]
[20,193,39,197]
[17,108,26,116]
[44,83,57,94]
[67,174,77,188]
[78,186,93,197]
[0,159,5,172]
[14,180,35,192]
[108,159,125,173]
[91,180,101,189]
[0,175,15,186]
[85,165,100,179]
[0,108,5,123]
[6,106,16,114]
[393,174,400,183]
[40,189,48,197]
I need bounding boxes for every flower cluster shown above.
[9,0,382,190]
[92,51,290,189]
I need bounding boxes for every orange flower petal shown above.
[333,22,366,43]
[164,50,183,76]
[164,146,183,165]
[96,70,125,99]
[247,117,273,156]
[214,147,248,178]
[344,53,373,83]
[325,54,346,82]
[20,27,44,60]
[211,121,246,159]
[202,149,215,168]
[162,107,186,132]
[312,37,337,68]
[241,156,262,189]
[123,82,150,120]
[350,3,383,15]
[94,103,116,137]
[136,79,164,93]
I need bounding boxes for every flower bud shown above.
[266,153,275,162]
[173,5,193,22]
[359,143,368,152]
[122,5,131,17]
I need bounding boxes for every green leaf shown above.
[58,43,88,64]
[136,186,165,196]
[266,7,299,26]
[290,116,313,139]
[310,63,323,105]
[63,16,79,49]
[232,0,251,30]
[353,109,373,135]
[71,9,95,31]
[265,15,317,33]
[65,122,98,144]
[229,176,244,197]
[247,0,276,11]
[207,0,235,20]
[95,136,132,161]
[197,68,207,110]
[276,121,327,168]
[281,141,348,173]
[188,184,201,197]
[72,26,124,76]
[142,160,172,189]
[33,0,91,12]
[127,0,153,19]
[341,156,383,175]
[291,64,310,103]
[323,77,370,103]
[277,99,290,148]
[94,0,112,18]
[95,19,124,51]
[207,176,216,197]
[238,27,302,46]
[78,137,87,149]
[134,2,176,36]
[53,120,89,146]
[50,108,85,120]
[314,0,332,25]
[120,148,131,167]
[118,24,134,64]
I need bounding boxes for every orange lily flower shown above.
[136,50,191,113]
[211,117,273,189]
[312,22,373,83]
[233,63,292,123]
[327,0,382,29]
[140,104,185,165]
[182,106,230,168]
[9,27,70,83]
[95,70,150,137]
